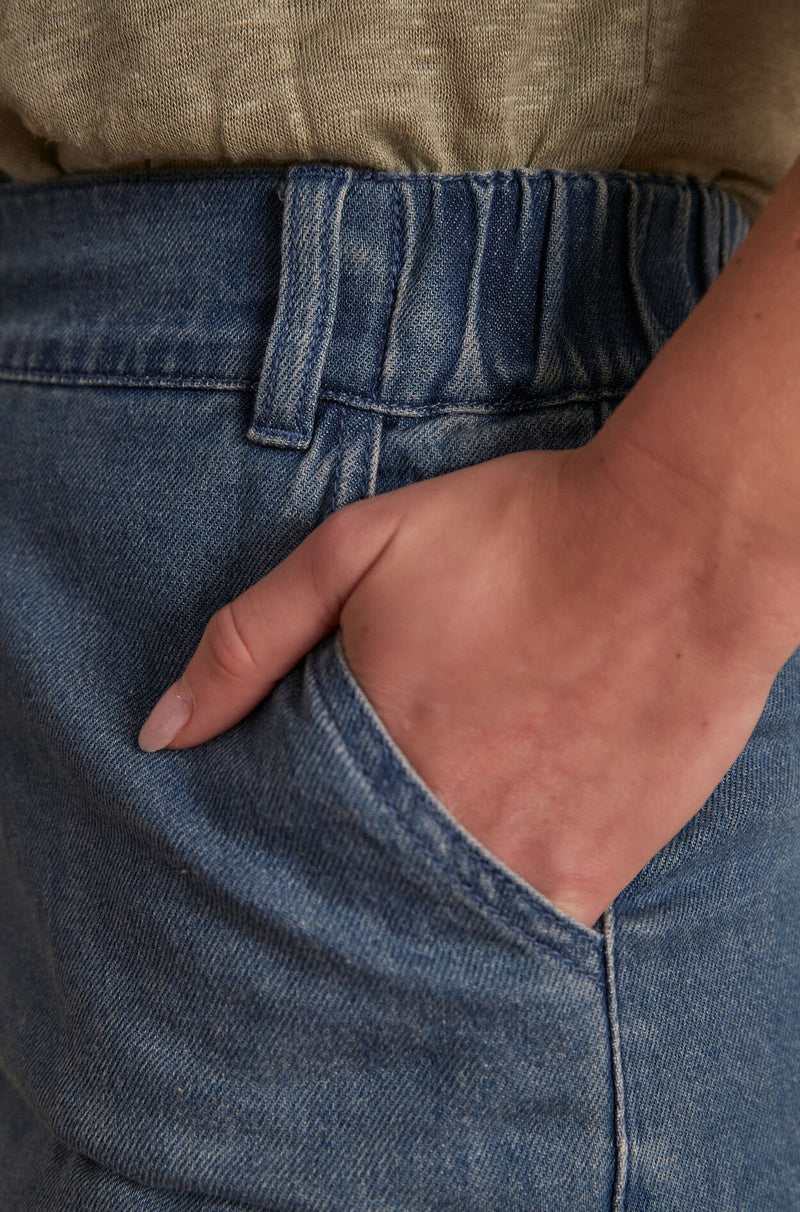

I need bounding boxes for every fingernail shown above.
[138,681,194,752]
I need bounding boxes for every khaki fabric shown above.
[0,0,798,221]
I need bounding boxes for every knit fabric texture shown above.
[0,0,798,219]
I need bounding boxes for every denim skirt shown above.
[1,163,798,1211]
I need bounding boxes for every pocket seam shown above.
[314,631,604,985]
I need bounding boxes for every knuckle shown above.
[310,498,400,611]
[203,602,260,682]
[317,502,354,552]
[309,506,355,602]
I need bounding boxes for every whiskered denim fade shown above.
[1,162,797,1211]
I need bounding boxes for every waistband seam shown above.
[1,167,750,448]
[0,366,633,414]
[0,161,730,199]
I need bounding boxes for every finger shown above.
[138,497,399,751]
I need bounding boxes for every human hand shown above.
[138,438,781,929]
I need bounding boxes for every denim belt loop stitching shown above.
[247,165,354,449]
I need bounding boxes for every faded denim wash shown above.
[0,162,797,1211]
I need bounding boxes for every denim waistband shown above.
[0,163,750,449]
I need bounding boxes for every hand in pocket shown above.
[138,437,784,928]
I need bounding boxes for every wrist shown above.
[568,425,800,684]
[576,151,800,681]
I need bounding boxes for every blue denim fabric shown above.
[1,163,797,1211]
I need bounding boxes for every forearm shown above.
[592,150,800,672]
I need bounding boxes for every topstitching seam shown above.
[312,638,605,983]
[374,179,403,400]
[602,906,630,1211]
[262,188,299,423]
[293,177,339,434]
[0,366,632,416]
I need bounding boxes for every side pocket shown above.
[306,625,606,970]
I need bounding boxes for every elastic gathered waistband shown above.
[0,163,750,449]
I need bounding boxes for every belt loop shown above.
[248,165,354,450]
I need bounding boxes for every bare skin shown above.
[137,436,790,930]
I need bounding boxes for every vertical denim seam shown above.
[293,180,339,434]
[375,179,404,401]
[328,401,347,516]
[262,191,298,414]
[248,168,351,447]
[359,408,380,501]
[623,176,654,360]
[453,175,492,398]
[689,181,706,301]
[602,906,630,1210]
[719,187,732,274]
[529,169,555,378]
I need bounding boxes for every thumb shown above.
[137,498,398,752]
